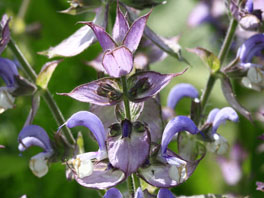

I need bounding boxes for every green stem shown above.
[18,0,31,20]
[199,18,238,118]
[121,76,131,120]
[121,76,141,196]
[8,39,75,144]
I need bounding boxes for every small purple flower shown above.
[157,188,175,198]
[0,58,19,113]
[245,0,254,13]
[237,34,264,90]
[18,125,53,177]
[82,4,151,77]
[103,188,123,198]
[0,14,10,55]
[205,107,239,155]
[61,111,125,189]
[167,83,199,109]
[256,181,264,192]
[139,116,204,188]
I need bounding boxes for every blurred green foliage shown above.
[0,0,264,197]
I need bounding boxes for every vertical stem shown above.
[121,76,131,120]
[18,0,31,20]
[8,39,75,144]
[199,18,238,117]
[121,76,141,196]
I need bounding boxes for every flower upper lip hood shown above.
[81,4,151,78]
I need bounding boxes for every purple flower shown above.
[205,107,239,155]
[245,0,254,13]
[256,181,264,192]
[0,14,10,55]
[61,111,125,189]
[82,4,151,77]
[0,57,19,113]
[167,83,199,109]
[138,116,204,188]
[104,188,123,198]
[18,125,53,177]
[157,188,175,198]
[237,34,264,90]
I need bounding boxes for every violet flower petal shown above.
[157,188,175,198]
[187,2,210,27]
[0,57,19,87]
[18,125,52,152]
[112,5,129,44]
[256,181,264,192]
[128,70,187,102]
[206,108,220,123]
[83,22,117,52]
[161,116,199,156]
[0,15,10,55]
[63,111,107,159]
[107,122,150,175]
[237,34,264,65]
[75,161,125,190]
[245,0,254,13]
[212,107,239,134]
[104,188,123,198]
[102,46,133,77]
[139,98,163,143]
[123,11,151,53]
[167,83,199,109]
[59,78,122,106]
[135,187,144,198]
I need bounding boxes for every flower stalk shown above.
[8,39,75,144]
[200,18,238,119]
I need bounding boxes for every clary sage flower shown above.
[138,116,204,188]
[204,107,239,155]
[18,125,54,177]
[237,33,264,90]
[81,4,150,78]
[61,111,126,189]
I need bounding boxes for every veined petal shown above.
[167,83,199,109]
[123,11,151,53]
[212,107,239,134]
[128,70,187,102]
[18,125,52,152]
[74,161,125,189]
[237,34,264,64]
[59,78,122,106]
[112,5,129,44]
[161,116,199,156]
[0,15,10,55]
[157,189,175,198]
[82,22,116,51]
[107,121,150,175]
[104,188,123,198]
[206,108,220,123]
[0,58,19,87]
[102,46,133,77]
[135,187,144,198]
[63,111,107,159]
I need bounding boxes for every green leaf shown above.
[187,47,220,73]
[36,60,62,89]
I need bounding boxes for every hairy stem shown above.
[199,18,238,118]
[8,39,75,144]
[121,76,131,120]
